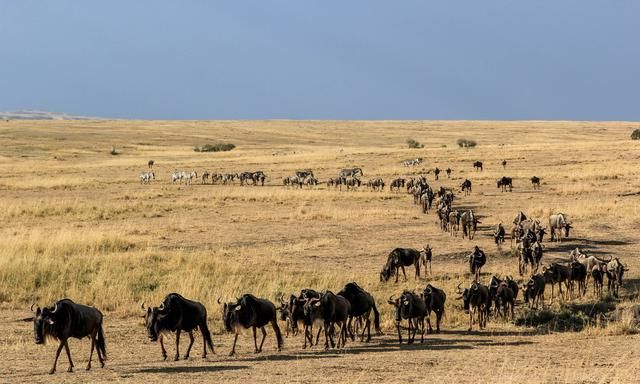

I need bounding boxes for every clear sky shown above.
[1,1,638,120]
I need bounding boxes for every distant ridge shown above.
[0,110,104,120]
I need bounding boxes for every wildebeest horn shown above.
[140,301,146,311]
[455,283,462,293]
[51,302,58,313]
[217,297,222,305]
[30,303,37,313]
[158,303,165,311]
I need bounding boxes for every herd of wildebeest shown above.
[22,159,630,375]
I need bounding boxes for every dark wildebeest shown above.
[221,294,283,356]
[390,177,405,192]
[502,159,507,169]
[296,170,314,179]
[340,167,363,178]
[337,282,382,342]
[549,213,572,242]
[148,159,155,169]
[456,282,490,332]
[592,268,604,297]
[530,176,541,189]
[278,289,321,348]
[468,246,486,282]
[543,262,572,301]
[516,240,534,276]
[494,223,506,248]
[460,179,472,196]
[202,170,210,184]
[433,167,441,180]
[523,274,546,309]
[460,210,480,240]
[387,291,427,344]
[446,168,453,178]
[380,248,421,282]
[473,161,483,171]
[421,244,433,275]
[28,299,106,374]
[143,293,214,361]
[448,209,461,237]
[497,176,513,192]
[488,275,518,313]
[494,282,515,319]
[513,211,527,226]
[606,258,628,297]
[422,284,446,334]
[304,291,351,349]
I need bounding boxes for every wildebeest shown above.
[295,170,314,179]
[304,291,351,349]
[387,291,427,344]
[446,168,453,178]
[497,176,513,192]
[421,244,433,275]
[144,293,214,361]
[502,159,507,169]
[221,294,283,356]
[468,246,486,282]
[549,213,572,242]
[28,299,106,374]
[460,179,472,196]
[337,282,381,342]
[390,177,405,192]
[592,268,604,297]
[530,176,541,189]
[606,257,628,297]
[473,160,483,171]
[367,177,385,191]
[422,284,446,333]
[494,282,515,319]
[456,282,490,331]
[148,159,154,169]
[448,210,461,237]
[340,167,363,178]
[488,275,518,313]
[523,274,546,309]
[201,170,210,184]
[278,289,321,348]
[494,223,505,248]
[433,167,441,180]
[543,262,572,301]
[380,248,422,282]
[460,210,480,240]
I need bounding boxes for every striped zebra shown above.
[139,171,155,184]
[401,158,423,167]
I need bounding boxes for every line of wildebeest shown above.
[23,160,629,375]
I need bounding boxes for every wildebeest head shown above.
[564,223,572,237]
[220,298,242,332]
[455,283,471,311]
[31,303,59,345]
[379,267,392,282]
[142,301,168,342]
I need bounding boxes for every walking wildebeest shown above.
[380,248,422,282]
[390,177,405,192]
[446,168,453,178]
[422,284,446,333]
[143,293,214,361]
[456,282,490,332]
[422,244,433,275]
[148,159,154,169]
[460,210,480,240]
[502,159,507,169]
[387,291,427,344]
[473,160,483,171]
[549,213,572,242]
[28,299,106,374]
[221,294,283,356]
[433,167,441,180]
[523,274,546,309]
[494,223,506,248]
[497,176,513,192]
[530,176,541,189]
[494,282,515,319]
[468,246,486,282]
[460,179,472,196]
[337,282,382,342]
[304,291,351,349]
[278,289,321,348]
[606,257,628,297]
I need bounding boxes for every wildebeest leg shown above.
[347,316,355,341]
[86,331,96,370]
[315,326,322,347]
[419,318,425,343]
[159,335,168,360]
[184,331,194,359]
[229,333,239,356]
[258,327,267,352]
[49,341,65,374]
[426,317,433,334]
[396,322,402,344]
[468,310,473,332]
[252,326,259,353]
[401,265,407,281]
[324,321,332,349]
[63,340,74,372]
[174,329,181,361]
[436,310,442,333]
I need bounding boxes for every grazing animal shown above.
[523,274,546,309]
[460,179,472,196]
[201,171,210,184]
[497,176,513,192]
[502,159,507,169]
[592,268,604,297]
[340,167,363,178]
[278,289,321,348]
[401,158,423,167]
[421,244,433,275]
[446,168,453,178]
[460,210,480,240]
[144,293,214,361]
[494,223,506,248]
[456,282,490,331]
[468,246,486,282]
[530,176,541,189]
[148,160,155,169]
[390,178,405,192]
[29,299,106,374]
[337,282,382,342]
[488,275,518,313]
[304,291,351,349]
[387,291,427,344]
[494,283,515,319]
[433,167,441,180]
[473,161,483,171]
[422,284,446,333]
[221,294,283,356]
[295,170,314,179]
[380,248,422,282]
[606,258,628,297]
[448,210,461,237]
[140,171,155,184]
[549,213,572,242]
[543,262,572,301]
[513,211,527,226]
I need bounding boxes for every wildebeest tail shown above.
[201,322,215,353]
[372,302,382,335]
[97,322,107,360]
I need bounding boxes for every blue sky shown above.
[1,1,638,120]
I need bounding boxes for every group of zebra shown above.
[171,170,199,185]
[401,157,423,167]
[283,170,319,188]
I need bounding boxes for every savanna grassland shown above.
[1,120,640,383]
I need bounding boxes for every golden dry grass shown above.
[1,119,640,383]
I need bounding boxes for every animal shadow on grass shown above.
[136,364,249,374]
[221,352,340,363]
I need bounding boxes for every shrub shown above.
[457,138,477,148]
[406,139,424,149]
[194,143,236,152]
[110,145,119,155]
[631,129,640,140]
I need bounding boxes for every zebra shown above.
[339,168,363,178]
[401,158,423,167]
[303,175,318,187]
[139,171,155,184]
[184,171,197,185]
[171,170,181,184]
[202,171,210,184]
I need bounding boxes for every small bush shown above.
[407,139,424,149]
[110,146,119,155]
[457,138,477,148]
[194,143,236,152]
[631,129,640,140]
